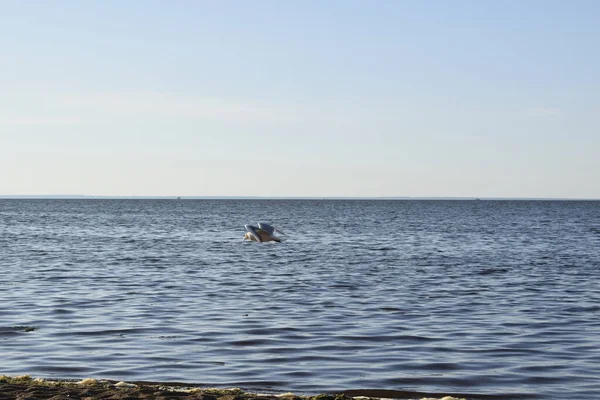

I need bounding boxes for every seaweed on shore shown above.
[0,375,467,400]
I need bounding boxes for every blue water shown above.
[1,199,599,400]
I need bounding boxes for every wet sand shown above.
[0,376,468,400]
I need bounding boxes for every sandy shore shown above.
[0,375,467,400]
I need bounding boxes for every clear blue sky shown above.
[1,0,598,198]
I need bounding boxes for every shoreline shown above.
[0,375,476,400]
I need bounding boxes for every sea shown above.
[1,199,599,400]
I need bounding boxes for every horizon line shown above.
[0,195,599,201]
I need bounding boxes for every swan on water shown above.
[244,223,285,243]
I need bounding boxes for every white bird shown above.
[243,223,285,243]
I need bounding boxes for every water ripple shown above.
[1,199,599,400]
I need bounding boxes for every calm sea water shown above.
[1,199,599,399]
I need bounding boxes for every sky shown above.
[1,0,599,198]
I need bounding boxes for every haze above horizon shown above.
[2,1,599,199]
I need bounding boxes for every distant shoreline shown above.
[0,195,599,201]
